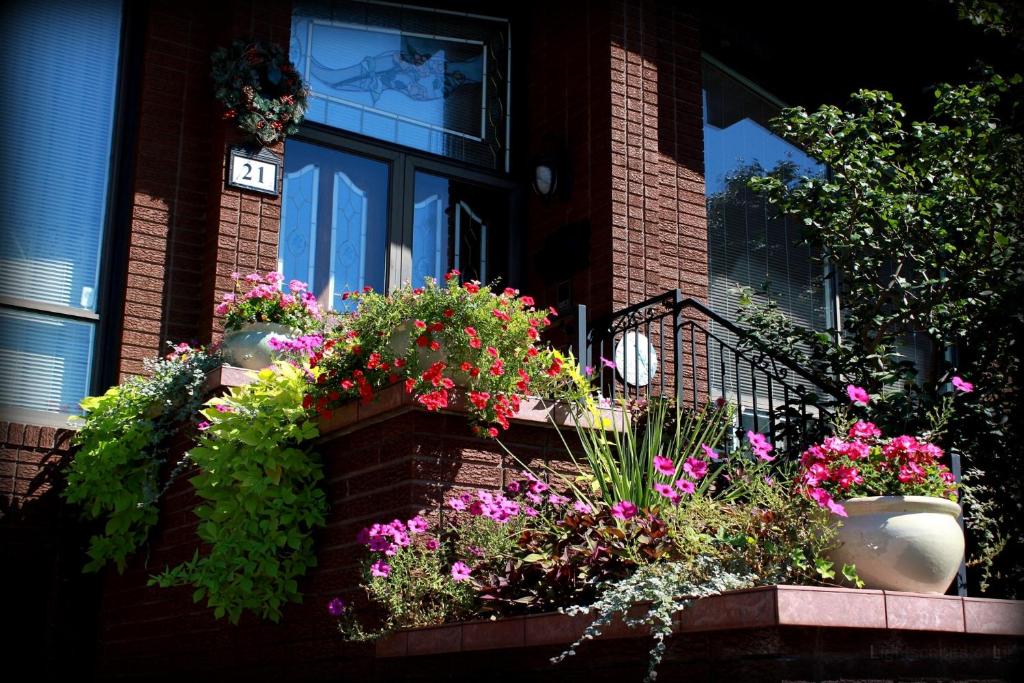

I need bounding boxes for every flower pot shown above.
[387,320,445,367]
[221,322,296,369]
[829,495,964,593]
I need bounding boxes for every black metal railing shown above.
[576,290,846,458]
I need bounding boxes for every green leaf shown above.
[842,563,866,589]
[815,558,836,580]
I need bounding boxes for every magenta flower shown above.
[327,597,346,617]
[584,365,595,377]
[451,561,472,582]
[746,431,775,461]
[848,420,881,439]
[548,493,570,506]
[653,482,680,504]
[808,486,847,517]
[573,500,593,514]
[196,420,211,431]
[700,443,720,461]
[675,478,696,494]
[288,279,308,293]
[447,497,466,511]
[683,457,708,480]
[600,356,617,369]
[846,384,871,406]
[653,455,675,476]
[406,516,429,534]
[951,376,974,393]
[424,538,439,551]
[610,500,638,520]
[370,560,391,578]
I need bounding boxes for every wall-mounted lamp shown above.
[532,157,559,199]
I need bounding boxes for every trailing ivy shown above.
[553,558,755,682]
[63,345,221,572]
[151,362,326,623]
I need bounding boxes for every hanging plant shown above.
[210,39,308,146]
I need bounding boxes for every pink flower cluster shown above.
[446,472,572,523]
[798,421,956,517]
[648,445,715,506]
[747,431,775,461]
[266,334,324,354]
[216,271,323,321]
[356,515,439,578]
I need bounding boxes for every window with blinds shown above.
[702,59,829,413]
[0,0,123,419]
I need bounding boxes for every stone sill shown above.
[375,585,1024,658]
[204,365,618,441]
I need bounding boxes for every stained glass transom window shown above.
[292,1,511,171]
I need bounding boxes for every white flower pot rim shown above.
[838,495,961,517]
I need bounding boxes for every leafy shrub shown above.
[151,362,326,623]
[64,344,221,572]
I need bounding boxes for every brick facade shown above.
[121,0,289,378]
[97,407,576,680]
[0,1,841,678]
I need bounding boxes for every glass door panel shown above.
[280,139,389,311]
[411,171,507,288]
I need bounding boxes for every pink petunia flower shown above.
[327,597,346,617]
[406,516,429,534]
[951,376,974,393]
[653,482,680,504]
[683,457,708,480]
[700,443,720,461]
[447,498,466,511]
[424,538,439,551]
[675,478,696,494]
[450,561,472,581]
[370,560,391,578]
[573,501,593,514]
[653,455,675,476]
[846,384,871,406]
[610,500,638,520]
[196,421,211,431]
[848,420,882,439]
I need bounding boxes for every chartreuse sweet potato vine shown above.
[151,362,326,623]
[63,345,221,572]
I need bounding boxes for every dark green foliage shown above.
[63,346,222,572]
[743,70,1024,593]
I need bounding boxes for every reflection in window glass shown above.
[703,60,826,405]
[279,140,389,311]
[291,0,510,171]
[0,0,121,312]
[0,309,95,414]
[412,172,450,285]
[410,173,507,289]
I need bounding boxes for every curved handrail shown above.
[675,297,845,401]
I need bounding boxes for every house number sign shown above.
[226,146,282,196]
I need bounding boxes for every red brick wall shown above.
[0,421,103,679]
[97,410,576,680]
[121,0,290,378]
[608,0,706,310]
[524,1,614,323]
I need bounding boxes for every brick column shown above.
[120,1,292,379]
[608,0,706,310]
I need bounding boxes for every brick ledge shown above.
[203,365,618,441]
[375,585,1024,658]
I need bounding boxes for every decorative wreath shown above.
[211,40,308,146]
